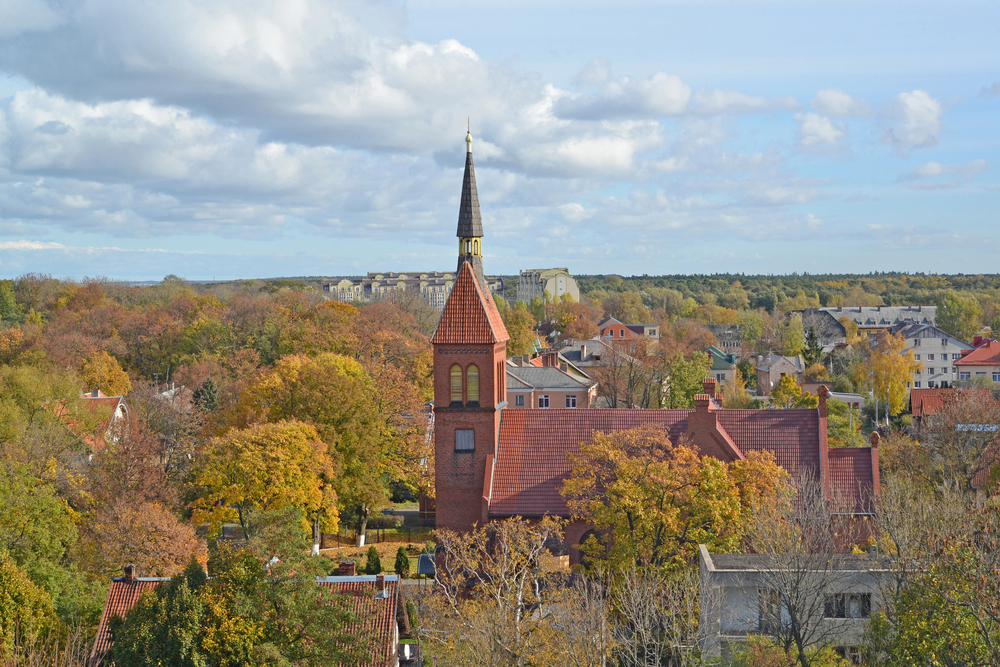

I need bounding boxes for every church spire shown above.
[457,126,485,286]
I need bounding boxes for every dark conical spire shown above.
[457,132,483,238]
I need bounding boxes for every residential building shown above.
[91,566,402,667]
[706,345,738,385]
[598,316,660,342]
[517,268,579,303]
[910,387,992,434]
[820,305,935,333]
[705,324,743,352]
[699,545,889,662]
[888,322,974,389]
[431,130,878,565]
[955,338,1000,382]
[506,360,598,409]
[558,338,623,370]
[49,389,128,453]
[323,271,503,310]
[755,354,806,396]
[798,309,848,350]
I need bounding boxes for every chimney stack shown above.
[702,377,717,396]
[123,564,136,584]
[376,573,385,593]
[817,384,829,419]
[837,306,842,312]
[869,432,880,448]
[339,561,356,576]
[92,389,99,398]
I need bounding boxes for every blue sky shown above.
[0,0,997,280]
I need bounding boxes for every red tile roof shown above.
[489,406,874,518]
[431,263,509,345]
[955,339,1000,366]
[828,447,877,513]
[91,577,168,663]
[911,387,991,418]
[91,576,400,667]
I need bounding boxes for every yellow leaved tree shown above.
[81,349,132,396]
[853,332,921,417]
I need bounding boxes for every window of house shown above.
[836,646,863,665]
[915,368,921,374]
[960,372,970,380]
[915,354,920,360]
[455,429,475,451]
[824,593,871,619]
[450,364,463,404]
[514,394,524,406]
[928,368,935,374]
[928,381,937,388]
[994,373,1000,382]
[566,395,577,408]
[758,589,781,633]
[466,365,479,403]
[927,354,934,361]
[953,353,961,360]
[914,338,921,346]
[620,329,625,337]
[977,372,987,377]
[941,338,947,346]
[608,329,613,337]
[538,395,550,408]
[717,373,726,382]
[914,381,921,388]
[942,367,949,374]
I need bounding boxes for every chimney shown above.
[580,344,587,359]
[123,564,136,584]
[869,432,880,448]
[702,377,717,396]
[974,336,984,347]
[877,306,881,312]
[817,384,829,419]
[92,389,99,398]
[837,306,842,313]
[339,561,356,576]
[376,573,385,593]
[918,306,922,312]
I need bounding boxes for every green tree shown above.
[662,350,711,409]
[769,375,819,409]
[192,377,219,412]
[0,280,19,323]
[502,301,537,356]
[562,424,790,569]
[825,398,866,447]
[937,291,982,342]
[0,553,60,657]
[394,546,410,577]
[192,421,339,547]
[364,545,382,575]
[783,313,806,357]
[803,327,823,364]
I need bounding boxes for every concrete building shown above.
[324,272,503,309]
[699,545,889,663]
[705,324,743,353]
[506,362,598,409]
[518,268,579,303]
[888,322,974,389]
[820,305,935,333]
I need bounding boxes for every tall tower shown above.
[431,131,509,534]
[457,128,486,287]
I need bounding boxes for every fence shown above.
[322,526,434,549]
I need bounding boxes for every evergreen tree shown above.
[192,377,219,412]
[803,326,823,365]
[364,546,382,575]
[394,547,410,577]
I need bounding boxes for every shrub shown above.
[364,546,382,575]
[394,547,410,577]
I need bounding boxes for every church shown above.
[431,131,879,562]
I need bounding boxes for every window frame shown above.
[450,364,463,404]
[466,364,480,404]
[566,395,577,408]
[538,395,550,409]
[514,394,525,407]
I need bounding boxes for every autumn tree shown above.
[562,424,790,569]
[852,332,920,420]
[80,349,132,396]
[220,353,423,546]
[192,420,338,549]
[919,389,1000,494]
[721,371,756,409]
[937,291,982,342]
[499,299,537,356]
[783,313,807,357]
[769,375,819,409]
[0,553,60,657]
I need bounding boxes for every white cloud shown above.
[899,158,989,189]
[881,90,943,151]
[811,89,871,117]
[795,112,846,149]
[691,89,799,115]
[554,72,691,119]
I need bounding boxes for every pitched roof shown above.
[488,406,857,518]
[828,447,877,513]
[91,577,170,662]
[506,367,596,390]
[317,575,400,667]
[91,575,400,667]
[456,146,482,238]
[756,353,805,373]
[955,339,1000,367]
[706,345,736,370]
[431,263,509,345]
[820,306,935,328]
[911,387,992,418]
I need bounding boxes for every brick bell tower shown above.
[431,129,509,534]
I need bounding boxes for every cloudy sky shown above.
[0,0,997,280]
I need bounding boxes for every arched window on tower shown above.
[450,364,463,404]
[467,365,479,404]
[474,239,479,254]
